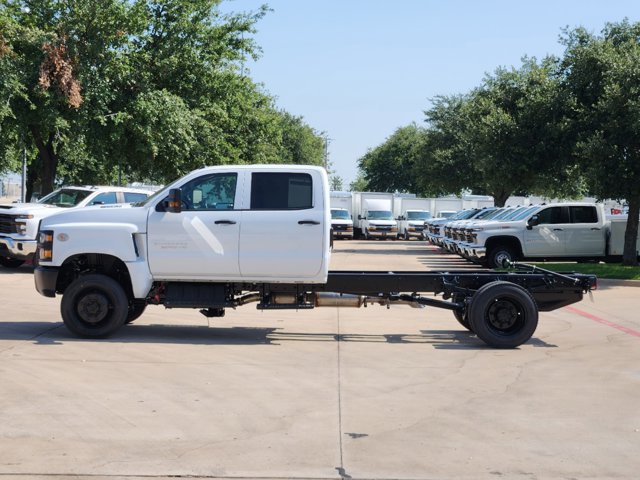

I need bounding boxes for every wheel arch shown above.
[485,235,523,257]
[57,253,135,300]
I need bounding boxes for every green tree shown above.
[276,111,325,166]
[560,20,640,265]
[417,58,582,207]
[357,123,425,193]
[1,1,325,197]
[329,174,343,191]
[349,174,367,192]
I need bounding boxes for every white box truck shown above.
[352,192,397,239]
[393,197,432,239]
[330,191,354,239]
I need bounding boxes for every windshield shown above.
[511,206,540,221]
[407,211,431,220]
[458,209,480,220]
[479,208,505,220]
[134,184,172,207]
[368,210,393,220]
[473,208,498,219]
[331,209,350,220]
[38,189,93,208]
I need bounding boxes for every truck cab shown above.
[35,165,331,301]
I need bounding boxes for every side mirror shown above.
[164,188,182,213]
[358,215,364,220]
[527,215,539,230]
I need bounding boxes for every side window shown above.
[536,206,563,224]
[91,192,118,205]
[181,173,237,211]
[570,206,598,223]
[124,192,149,203]
[250,173,313,210]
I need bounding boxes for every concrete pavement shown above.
[0,240,638,479]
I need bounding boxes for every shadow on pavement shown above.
[0,321,555,349]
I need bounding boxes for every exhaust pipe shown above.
[314,292,367,308]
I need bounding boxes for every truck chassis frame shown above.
[37,262,596,349]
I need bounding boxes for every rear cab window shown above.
[250,172,313,210]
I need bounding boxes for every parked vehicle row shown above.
[425,203,640,268]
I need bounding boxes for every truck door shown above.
[239,171,325,279]
[523,206,567,256]
[564,205,605,256]
[147,172,242,279]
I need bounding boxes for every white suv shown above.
[0,186,153,268]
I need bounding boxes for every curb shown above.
[596,278,640,288]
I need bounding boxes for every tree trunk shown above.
[29,125,58,196]
[622,196,639,266]
[492,188,511,208]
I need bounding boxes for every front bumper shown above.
[332,230,354,238]
[0,236,37,260]
[367,230,397,238]
[34,266,59,298]
[405,229,424,239]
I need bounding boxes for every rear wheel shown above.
[468,281,538,348]
[61,274,128,338]
[0,256,25,268]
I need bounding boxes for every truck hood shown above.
[331,219,353,226]
[40,203,149,232]
[0,202,61,215]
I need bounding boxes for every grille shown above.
[333,224,350,231]
[0,214,17,234]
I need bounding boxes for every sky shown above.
[220,0,640,187]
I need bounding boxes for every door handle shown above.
[298,220,320,225]
[552,228,563,231]
[591,227,601,231]
[214,220,236,225]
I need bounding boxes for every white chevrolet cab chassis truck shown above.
[34,165,596,348]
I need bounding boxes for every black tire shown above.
[126,299,147,324]
[452,294,472,332]
[0,256,25,268]
[487,245,516,269]
[468,281,538,348]
[60,274,129,338]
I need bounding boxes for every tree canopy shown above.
[356,19,640,264]
[0,0,326,198]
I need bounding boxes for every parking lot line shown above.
[565,306,640,338]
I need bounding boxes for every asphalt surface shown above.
[1,240,639,480]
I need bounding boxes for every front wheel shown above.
[126,299,147,324]
[487,245,516,269]
[0,256,25,268]
[468,281,538,348]
[61,274,129,338]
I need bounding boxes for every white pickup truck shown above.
[33,165,596,348]
[459,202,640,268]
[0,186,152,268]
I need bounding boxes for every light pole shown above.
[20,136,27,203]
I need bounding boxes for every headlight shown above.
[14,215,33,235]
[37,230,54,262]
